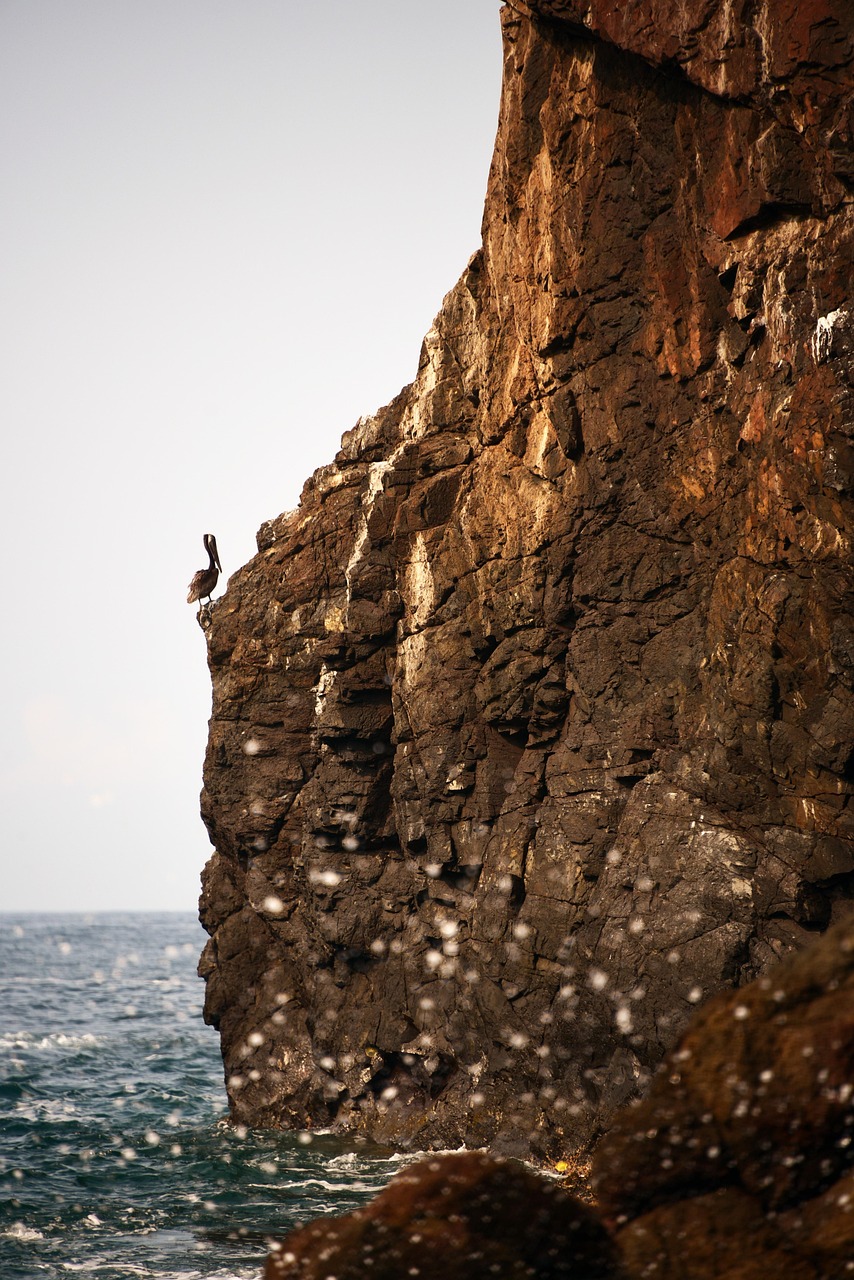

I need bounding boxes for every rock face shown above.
[262,920,854,1279]
[198,1,853,1159]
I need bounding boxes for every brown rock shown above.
[778,1171,854,1274]
[197,2,854,1158]
[594,917,854,1277]
[261,929,854,1279]
[263,1151,619,1280]
[517,0,853,187]
[615,1187,818,1280]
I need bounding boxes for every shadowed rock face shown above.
[262,921,854,1278]
[198,2,853,1159]
[263,1151,619,1280]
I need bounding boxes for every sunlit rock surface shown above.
[198,0,853,1158]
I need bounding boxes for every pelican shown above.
[187,533,222,605]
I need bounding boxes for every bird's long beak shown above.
[210,536,222,573]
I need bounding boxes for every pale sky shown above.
[1,0,502,911]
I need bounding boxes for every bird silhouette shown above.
[187,533,222,606]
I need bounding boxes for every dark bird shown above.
[187,533,222,605]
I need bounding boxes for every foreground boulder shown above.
[264,1151,619,1279]
[265,920,854,1278]
[593,914,854,1277]
[198,0,854,1157]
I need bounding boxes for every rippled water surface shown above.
[0,914,406,1279]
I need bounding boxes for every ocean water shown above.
[0,913,410,1280]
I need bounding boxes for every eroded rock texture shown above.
[261,921,854,1279]
[198,1,853,1159]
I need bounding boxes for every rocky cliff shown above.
[262,920,854,1278]
[198,0,853,1161]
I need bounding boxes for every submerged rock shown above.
[198,0,853,1158]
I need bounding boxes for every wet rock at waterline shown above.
[264,924,854,1278]
[198,0,853,1159]
[264,1151,619,1280]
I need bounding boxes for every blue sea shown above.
[0,913,411,1280]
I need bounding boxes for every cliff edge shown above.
[198,0,853,1160]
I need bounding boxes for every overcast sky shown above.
[1,0,502,911]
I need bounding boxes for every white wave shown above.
[325,1150,361,1169]
[59,1264,159,1277]
[60,1266,132,1275]
[0,1030,103,1052]
[2,1222,45,1241]
[325,1149,419,1172]
[14,1097,79,1122]
[153,1272,258,1280]
[246,1177,384,1194]
[62,1269,260,1280]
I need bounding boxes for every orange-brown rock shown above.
[198,2,853,1159]
[263,1151,619,1280]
